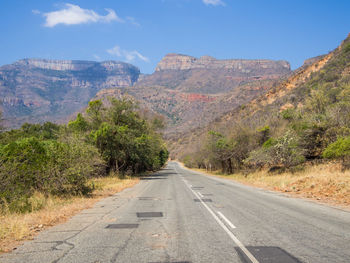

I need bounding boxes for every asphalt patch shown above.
[138,197,157,200]
[235,246,302,263]
[141,177,167,180]
[106,224,139,229]
[137,212,163,218]
[194,199,212,202]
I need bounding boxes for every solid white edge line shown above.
[198,192,204,198]
[217,211,236,229]
[174,163,259,263]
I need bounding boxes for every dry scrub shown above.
[0,176,139,253]
[190,163,350,209]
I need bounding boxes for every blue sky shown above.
[0,0,349,73]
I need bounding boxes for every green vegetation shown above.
[323,136,350,162]
[0,98,168,214]
[181,35,350,173]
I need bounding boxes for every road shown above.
[1,161,350,263]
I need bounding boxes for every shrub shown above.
[343,42,350,53]
[281,108,295,120]
[257,125,270,145]
[262,138,277,149]
[0,137,104,213]
[323,136,350,160]
[246,131,305,168]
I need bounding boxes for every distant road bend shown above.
[1,161,350,263]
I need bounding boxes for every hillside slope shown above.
[175,34,350,168]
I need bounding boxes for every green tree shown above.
[87,98,167,174]
[68,113,89,132]
[87,100,103,129]
[205,131,236,174]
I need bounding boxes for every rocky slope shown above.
[0,59,140,128]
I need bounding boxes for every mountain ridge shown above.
[0,58,140,128]
[155,53,291,72]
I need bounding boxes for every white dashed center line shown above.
[217,211,236,229]
[174,164,259,263]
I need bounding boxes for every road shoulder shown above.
[176,161,350,212]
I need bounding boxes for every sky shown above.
[0,0,349,73]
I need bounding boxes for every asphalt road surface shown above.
[1,161,350,263]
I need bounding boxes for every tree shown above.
[205,131,236,174]
[87,97,167,174]
[68,113,89,132]
[86,100,103,129]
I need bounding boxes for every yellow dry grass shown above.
[0,176,139,253]
[191,163,350,209]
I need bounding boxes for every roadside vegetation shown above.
[0,98,168,252]
[180,35,350,203]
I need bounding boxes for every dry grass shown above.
[0,176,139,253]
[189,163,350,209]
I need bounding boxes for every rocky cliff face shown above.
[155,53,290,73]
[137,53,291,94]
[0,59,140,128]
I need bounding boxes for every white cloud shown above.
[32,9,41,15]
[126,16,140,27]
[107,45,149,62]
[43,3,123,27]
[202,0,225,6]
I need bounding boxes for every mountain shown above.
[0,54,291,135]
[136,53,291,94]
[172,34,350,159]
[106,54,291,137]
[0,59,140,128]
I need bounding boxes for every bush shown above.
[323,136,350,160]
[257,125,270,145]
[343,42,350,53]
[262,138,276,149]
[0,137,104,213]
[247,131,305,168]
[281,108,295,120]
